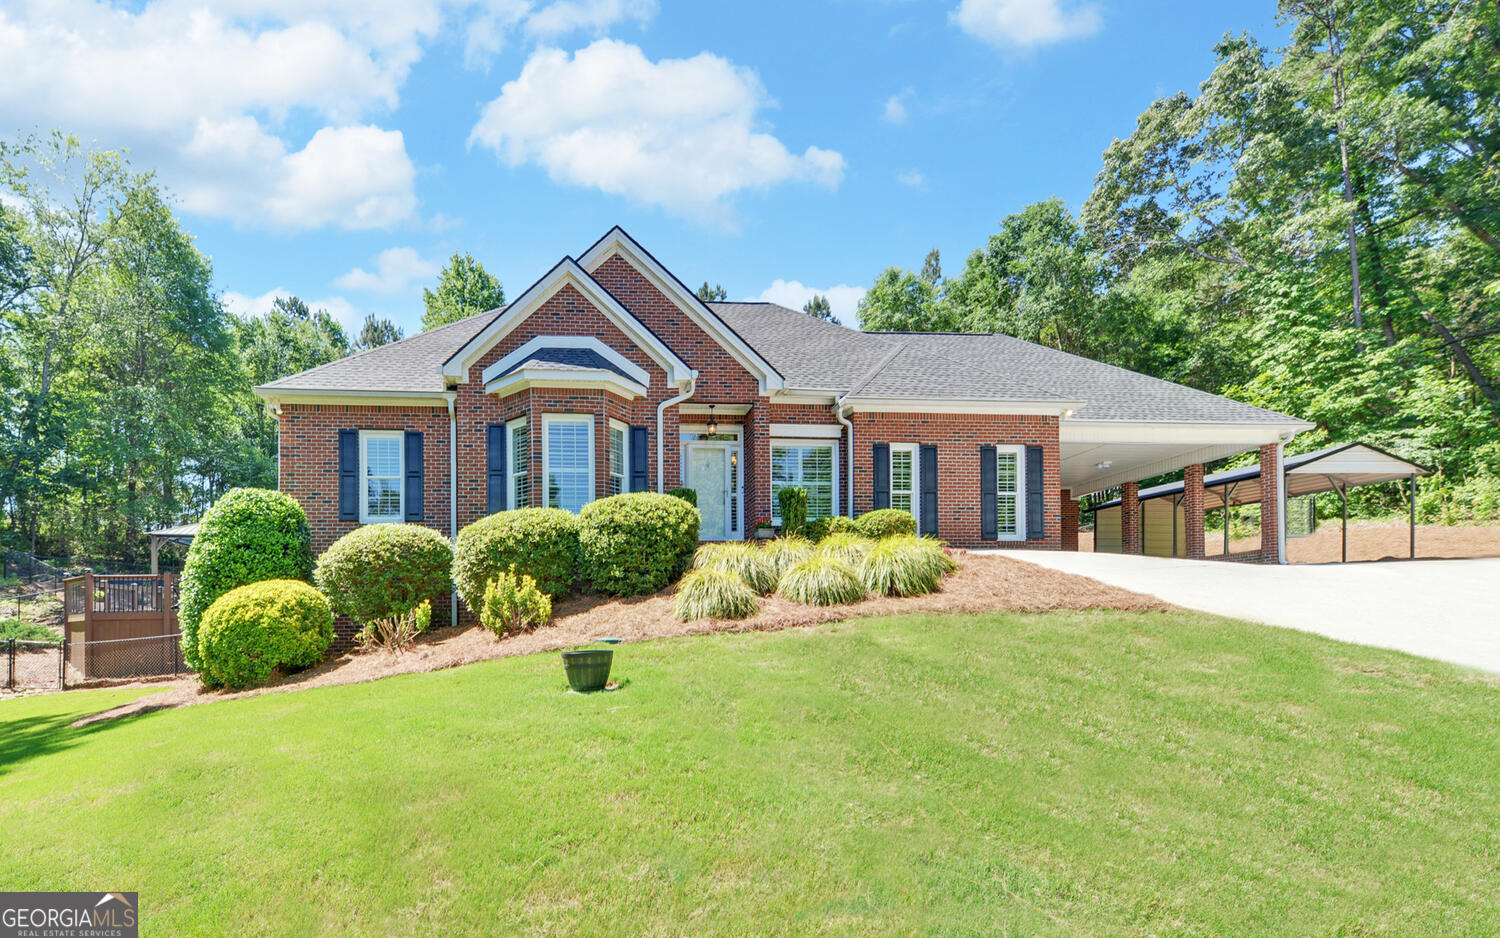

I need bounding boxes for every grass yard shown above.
[3,610,1498,935]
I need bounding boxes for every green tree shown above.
[802,295,835,322]
[353,314,403,352]
[421,252,505,331]
[696,282,728,302]
[856,267,954,332]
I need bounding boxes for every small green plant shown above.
[479,570,553,636]
[858,536,954,596]
[854,509,918,539]
[0,618,58,642]
[673,567,759,621]
[453,508,578,612]
[578,493,700,596]
[777,555,867,606]
[815,532,876,567]
[196,579,333,689]
[761,536,813,579]
[316,524,452,625]
[666,487,698,507]
[693,542,778,594]
[355,600,432,653]
[777,487,808,536]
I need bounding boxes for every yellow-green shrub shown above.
[815,532,876,567]
[674,567,759,621]
[858,536,954,596]
[578,493,700,596]
[453,508,578,612]
[762,536,813,579]
[197,579,333,688]
[315,524,452,624]
[693,542,778,594]
[479,570,553,636]
[778,555,867,606]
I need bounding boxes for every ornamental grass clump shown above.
[859,536,953,597]
[673,567,759,621]
[777,555,867,606]
[815,532,876,567]
[479,570,553,636]
[761,536,813,579]
[693,542,778,594]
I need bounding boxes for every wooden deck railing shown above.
[62,573,179,678]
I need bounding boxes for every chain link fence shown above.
[4,633,189,691]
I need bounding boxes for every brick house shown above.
[257,226,1312,571]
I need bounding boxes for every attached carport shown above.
[1091,443,1431,562]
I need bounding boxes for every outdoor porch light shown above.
[707,404,717,436]
[1096,460,1113,470]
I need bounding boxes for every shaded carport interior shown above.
[1091,443,1431,562]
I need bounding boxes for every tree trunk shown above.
[1422,310,1500,416]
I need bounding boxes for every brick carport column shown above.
[1120,481,1141,555]
[1060,488,1080,551]
[1259,443,1281,563]
[1183,464,1206,559]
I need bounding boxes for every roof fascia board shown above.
[483,370,648,401]
[848,397,1082,416]
[1062,419,1308,446]
[1286,442,1432,476]
[578,227,785,391]
[481,335,651,388]
[442,257,689,384]
[255,389,450,409]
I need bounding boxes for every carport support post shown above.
[1409,473,1416,560]
[1184,464,1206,559]
[1120,482,1141,555]
[1259,443,1283,564]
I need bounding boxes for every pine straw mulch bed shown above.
[70,552,1169,726]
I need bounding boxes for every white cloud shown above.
[524,0,656,38]
[883,89,914,124]
[896,169,926,188]
[755,279,867,327]
[951,0,1102,48]
[335,247,441,293]
[469,39,845,226]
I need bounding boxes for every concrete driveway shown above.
[998,551,1500,673]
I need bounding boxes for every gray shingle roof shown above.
[495,346,634,381]
[254,295,1302,426]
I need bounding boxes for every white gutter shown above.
[657,375,697,491]
[834,393,855,517]
[446,390,459,626]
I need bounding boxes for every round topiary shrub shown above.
[777,555,867,606]
[578,492,700,596]
[674,567,758,621]
[179,488,313,675]
[854,509,918,539]
[197,579,333,689]
[315,524,453,624]
[452,508,579,612]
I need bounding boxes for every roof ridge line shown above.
[843,340,908,398]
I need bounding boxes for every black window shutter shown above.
[979,445,997,540]
[338,430,358,521]
[630,425,650,491]
[486,424,506,515]
[872,443,890,510]
[404,431,424,521]
[1026,445,1044,539]
[919,444,938,536]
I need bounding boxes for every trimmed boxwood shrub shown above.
[315,524,453,624]
[777,487,808,536]
[179,488,313,675]
[778,555,866,606]
[452,508,579,612]
[197,579,333,689]
[854,509,918,539]
[674,567,758,621]
[666,487,698,507]
[578,493,700,596]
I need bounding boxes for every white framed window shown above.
[771,441,838,524]
[995,444,1025,541]
[360,430,403,523]
[542,414,594,513]
[507,417,529,509]
[607,419,628,496]
[890,443,918,523]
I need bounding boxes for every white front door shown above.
[685,443,740,540]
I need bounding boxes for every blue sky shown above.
[0,0,1285,331]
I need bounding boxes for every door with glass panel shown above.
[685,442,741,540]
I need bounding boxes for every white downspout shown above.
[657,375,697,492]
[1276,430,1296,565]
[834,393,855,517]
[446,390,459,626]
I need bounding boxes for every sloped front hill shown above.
[2,610,1497,934]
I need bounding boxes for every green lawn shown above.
[3,611,1498,936]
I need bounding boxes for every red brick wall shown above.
[847,412,1062,550]
[1060,488,1079,551]
[1259,443,1280,563]
[1183,464,1206,559]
